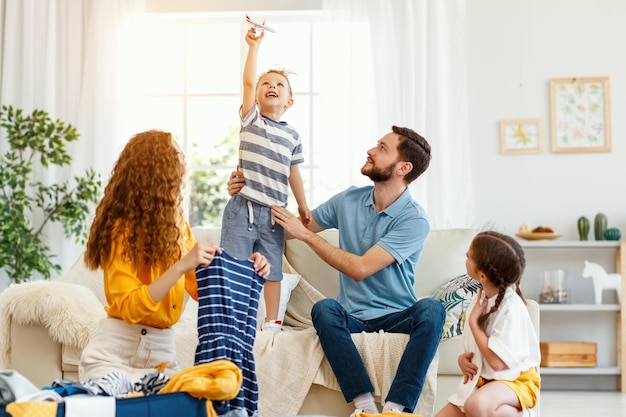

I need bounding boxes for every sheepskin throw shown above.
[0,281,105,368]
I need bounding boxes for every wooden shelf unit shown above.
[518,239,626,391]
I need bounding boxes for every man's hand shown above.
[272,205,311,241]
[227,168,246,196]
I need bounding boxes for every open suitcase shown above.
[0,392,208,417]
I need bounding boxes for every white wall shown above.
[467,0,626,239]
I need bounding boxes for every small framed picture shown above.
[500,118,544,154]
[550,77,611,153]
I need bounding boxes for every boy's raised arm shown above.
[241,29,264,118]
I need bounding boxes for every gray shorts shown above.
[220,194,284,282]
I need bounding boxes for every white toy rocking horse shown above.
[582,260,622,305]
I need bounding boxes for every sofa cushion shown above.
[257,272,301,326]
[190,226,222,246]
[283,276,325,329]
[284,230,340,298]
[58,255,107,306]
[413,228,476,297]
[436,336,465,374]
[431,274,481,340]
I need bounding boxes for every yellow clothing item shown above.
[6,401,58,417]
[356,412,423,417]
[104,221,198,329]
[480,367,541,409]
[160,360,243,417]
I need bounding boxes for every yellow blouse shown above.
[103,222,198,329]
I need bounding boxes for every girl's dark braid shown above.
[473,231,526,327]
[478,262,507,326]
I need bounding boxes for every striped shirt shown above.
[194,251,265,416]
[238,106,304,207]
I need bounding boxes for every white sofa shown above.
[0,227,539,417]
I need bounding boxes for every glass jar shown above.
[538,269,569,303]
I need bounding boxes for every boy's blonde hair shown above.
[257,68,295,97]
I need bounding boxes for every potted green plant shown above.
[0,105,101,284]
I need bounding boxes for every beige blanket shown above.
[254,328,325,417]
[314,332,438,417]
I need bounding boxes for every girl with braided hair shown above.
[435,231,541,417]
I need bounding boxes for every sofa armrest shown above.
[0,280,106,388]
[11,323,63,388]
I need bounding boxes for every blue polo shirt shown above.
[312,185,430,320]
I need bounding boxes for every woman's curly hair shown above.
[84,130,186,271]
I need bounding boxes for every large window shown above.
[119,9,375,226]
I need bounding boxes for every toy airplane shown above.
[245,14,276,33]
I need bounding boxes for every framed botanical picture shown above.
[500,118,544,154]
[550,77,611,153]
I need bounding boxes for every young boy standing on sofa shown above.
[232,125,444,414]
[220,26,310,333]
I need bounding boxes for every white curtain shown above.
[0,0,144,283]
[0,0,472,286]
[324,0,474,228]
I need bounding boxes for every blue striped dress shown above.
[194,251,264,416]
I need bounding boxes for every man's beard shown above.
[361,161,395,182]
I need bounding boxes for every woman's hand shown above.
[249,252,271,278]
[151,242,221,303]
[182,242,222,270]
[227,168,246,196]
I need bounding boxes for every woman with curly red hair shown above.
[79,130,270,382]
